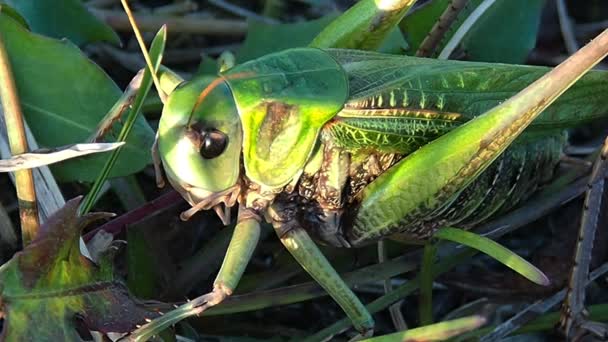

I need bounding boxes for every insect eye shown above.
[200,129,228,159]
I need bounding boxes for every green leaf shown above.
[237,13,407,63]
[3,0,119,45]
[400,0,545,63]
[360,316,486,342]
[197,55,219,76]
[460,0,545,63]
[434,227,550,286]
[400,0,451,54]
[237,15,338,62]
[0,4,29,29]
[0,13,154,182]
[0,198,160,340]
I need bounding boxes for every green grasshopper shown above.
[122,0,608,339]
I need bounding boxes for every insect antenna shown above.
[120,0,168,103]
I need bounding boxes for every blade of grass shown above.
[302,249,478,342]
[435,227,550,286]
[419,242,437,325]
[378,239,407,331]
[0,143,123,171]
[0,7,39,244]
[79,26,166,215]
[204,253,418,316]
[120,0,167,102]
[361,315,486,342]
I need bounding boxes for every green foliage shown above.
[237,15,338,62]
[434,227,550,286]
[462,0,545,63]
[400,0,450,54]
[0,13,154,182]
[2,0,119,45]
[401,0,545,63]
[0,198,158,341]
[236,14,406,64]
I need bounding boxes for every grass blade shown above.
[361,315,486,342]
[0,143,123,171]
[79,26,166,215]
[419,242,437,325]
[435,227,550,286]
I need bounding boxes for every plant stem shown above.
[0,22,39,245]
[90,8,247,36]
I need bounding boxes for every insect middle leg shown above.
[268,201,374,336]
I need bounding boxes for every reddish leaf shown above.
[0,197,162,341]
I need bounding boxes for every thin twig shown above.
[557,0,579,55]
[153,1,198,16]
[209,0,280,25]
[416,0,469,57]
[480,262,608,341]
[0,18,39,245]
[438,0,497,59]
[560,137,608,338]
[83,190,181,242]
[576,20,608,38]
[120,0,166,103]
[87,0,118,8]
[90,8,248,35]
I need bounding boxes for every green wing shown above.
[324,49,608,153]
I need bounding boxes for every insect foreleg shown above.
[127,208,261,340]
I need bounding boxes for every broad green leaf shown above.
[0,4,29,29]
[0,198,160,341]
[237,15,338,62]
[461,0,545,63]
[361,316,486,341]
[400,0,450,54]
[0,13,154,182]
[400,0,545,63]
[3,0,119,45]
[237,14,406,64]
[434,227,550,286]
[197,55,219,75]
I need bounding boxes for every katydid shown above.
[148,46,608,335]
[119,0,608,339]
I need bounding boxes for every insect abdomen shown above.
[345,131,567,245]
